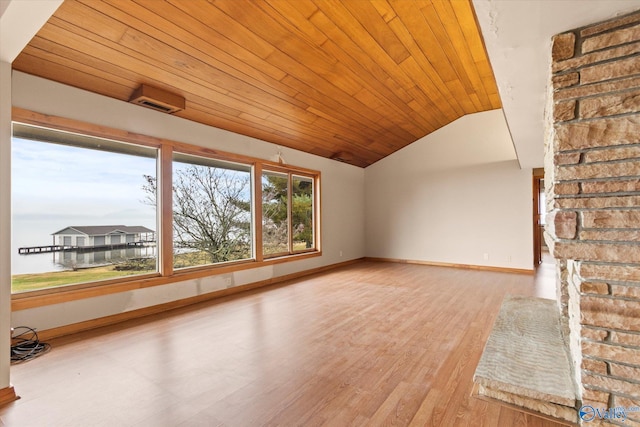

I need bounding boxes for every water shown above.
[14,245,157,276]
[13,218,67,274]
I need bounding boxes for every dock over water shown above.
[18,241,154,255]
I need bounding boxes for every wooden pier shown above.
[18,241,154,255]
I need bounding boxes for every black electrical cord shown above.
[10,326,51,364]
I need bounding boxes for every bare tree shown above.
[143,165,251,264]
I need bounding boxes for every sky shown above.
[12,138,157,219]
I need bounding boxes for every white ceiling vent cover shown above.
[129,84,185,114]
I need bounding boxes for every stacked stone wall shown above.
[549,10,640,426]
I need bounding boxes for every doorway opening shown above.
[532,168,548,267]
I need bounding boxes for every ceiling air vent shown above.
[129,84,185,114]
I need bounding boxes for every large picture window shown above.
[10,113,320,300]
[11,123,159,293]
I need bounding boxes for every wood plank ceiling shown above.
[12,0,501,168]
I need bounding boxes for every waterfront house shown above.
[52,225,155,247]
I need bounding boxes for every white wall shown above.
[10,72,365,331]
[0,61,12,391]
[365,109,533,270]
[0,0,62,63]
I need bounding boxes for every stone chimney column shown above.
[547,10,640,423]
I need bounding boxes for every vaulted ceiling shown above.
[12,0,500,167]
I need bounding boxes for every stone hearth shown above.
[474,295,578,423]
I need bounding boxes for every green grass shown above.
[11,265,153,293]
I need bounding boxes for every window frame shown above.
[291,173,317,255]
[261,168,318,259]
[10,108,321,310]
[171,150,255,271]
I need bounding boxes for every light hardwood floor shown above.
[1,259,565,426]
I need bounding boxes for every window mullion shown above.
[314,175,320,252]
[254,163,263,262]
[159,144,174,276]
[288,172,293,254]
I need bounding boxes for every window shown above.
[11,123,158,293]
[11,112,320,300]
[171,153,253,270]
[262,170,316,257]
[262,171,289,256]
[292,175,315,251]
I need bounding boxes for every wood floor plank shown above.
[1,260,566,426]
